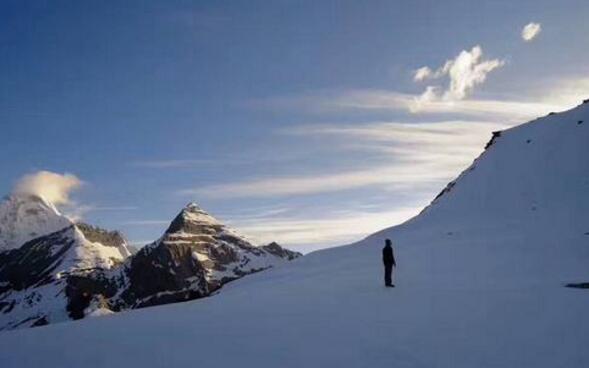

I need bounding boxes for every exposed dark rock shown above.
[120,242,210,308]
[433,181,456,202]
[565,282,589,289]
[484,131,502,149]
[31,316,48,327]
[76,222,127,249]
[65,271,119,319]
[0,227,75,292]
[261,242,301,260]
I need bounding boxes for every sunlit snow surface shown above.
[0,195,71,251]
[1,102,589,367]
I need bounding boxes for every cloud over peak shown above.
[12,171,82,205]
[521,22,541,42]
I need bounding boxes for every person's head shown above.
[385,239,392,247]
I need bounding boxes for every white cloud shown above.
[415,45,505,101]
[413,66,433,81]
[445,46,505,100]
[522,22,541,42]
[12,171,83,205]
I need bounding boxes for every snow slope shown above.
[1,101,589,367]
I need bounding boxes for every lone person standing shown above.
[382,239,396,287]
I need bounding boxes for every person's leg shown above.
[384,264,392,286]
[391,265,394,286]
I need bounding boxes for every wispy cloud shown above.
[227,206,424,252]
[63,204,139,221]
[87,206,139,211]
[522,22,542,42]
[122,220,170,226]
[130,159,212,168]
[179,120,507,199]
[331,89,561,121]
[248,76,589,122]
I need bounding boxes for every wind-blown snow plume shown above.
[12,171,82,205]
[521,22,541,42]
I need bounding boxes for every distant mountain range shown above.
[0,196,300,330]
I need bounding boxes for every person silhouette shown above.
[382,239,396,287]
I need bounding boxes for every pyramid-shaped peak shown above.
[163,202,222,235]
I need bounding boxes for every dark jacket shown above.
[382,244,396,266]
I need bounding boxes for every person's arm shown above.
[392,250,396,266]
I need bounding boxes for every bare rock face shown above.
[262,242,302,261]
[76,222,131,258]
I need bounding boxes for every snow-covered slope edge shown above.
[0,101,588,368]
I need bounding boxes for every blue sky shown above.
[1,1,588,252]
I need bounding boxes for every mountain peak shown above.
[163,203,221,235]
[184,202,202,211]
[0,194,72,251]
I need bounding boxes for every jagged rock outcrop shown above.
[76,222,132,258]
[261,242,301,260]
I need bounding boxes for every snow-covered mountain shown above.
[0,225,130,329]
[0,198,300,330]
[0,195,133,329]
[0,101,587,367]
[0,195,71,251]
